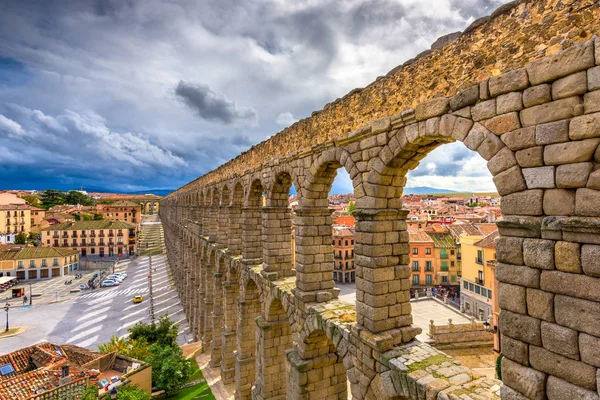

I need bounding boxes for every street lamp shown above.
[4,303,10,332]
[483,320,497,334]
[29,283,32,306]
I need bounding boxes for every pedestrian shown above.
[23,295,27,305]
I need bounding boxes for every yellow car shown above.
[133,295,143,304]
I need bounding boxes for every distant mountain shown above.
[404,187,457,194]
[127,189,173,197]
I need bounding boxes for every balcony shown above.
[108,233,114,237]
[475,257,484,265]
[117,232,123,237]
[90,233,96,238]
[98,233,105,238]
[53,235,59,239]
[476,278,484,285]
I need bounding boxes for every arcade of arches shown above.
[161,2,600,399]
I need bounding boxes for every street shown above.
[0,217,192,354]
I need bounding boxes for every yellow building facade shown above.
[0,246,79,280]
[0,204,32,235]
[459,231,498,320]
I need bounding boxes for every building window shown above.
[441,261,448,271]
[463,281,468,290]
[17,261,23,269]
[482,288,487,297]
[469,283,474,292]
[425,261,432,271]
[412,261,419,271]
[53,258,59,266]
[412,275,420,284]
[442,276,448,283]
[451,250,455,255]
[426,275,432,284]
[412,248,418,255]
[451,261,455,267]
[425,248,431,255]
[475,285,481,294]
[476,250,483,264]
[345,240,348,246]
[30,260,35,267]
[478,270,484,283]
[488,290,492,299]
[451,275,456,282]
[440,249,448,259]
[42,259,47,266]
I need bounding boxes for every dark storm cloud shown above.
[175,81,257,125]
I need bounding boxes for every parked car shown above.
[79,284,90,290]
[101,280,119,287]
[107,275,124,282]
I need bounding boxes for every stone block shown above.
[496,262,540,288]
[502,126,536,150]
[520,96,581,127]
[552,71,588,100]
[554,241,582,273]
[556,162,593,188]
[463,123,488,150]
[497,92,524,114]
[541,270,600,305]
[576,188,600,216]
[527,288,554,322]
[415,97,449,121]
[570,112,600,140]
[543,189,575,216]
[478,131,505,160]
[501,357,546,400]
[501,189,543,216]
[523,166,555,189]
[471,99,496,121]
[495,236,524,265]
[523,239,555,270]
[589,66,600,91]
[584,90,600,115]
[535,120,569,145]
[493,165,527,196]
[527,40,595,85]
[589,169,600,190]
[540,321,578,359]
[485,112,521,135]
[582,244,600,278]
[523,84,551,108]
[596,37,600,66]
[547,376,600,400]
[502,334,529,366]
[449,85,479,110]
[555,294,600,337]
[580,333,600,368]
[500,310,542,346]
[544,138,600,165]
[489,68,529,97]
[498,282,527,314]
[501,385,532,400]
[488,146,517,175]
[516,146,544,167]
[530,345,598,390]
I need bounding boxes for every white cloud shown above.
[0,114,22,136]
[275,112,297,126]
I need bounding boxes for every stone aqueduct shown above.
[161,1,600,399]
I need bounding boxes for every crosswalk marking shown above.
[77,287,148,299]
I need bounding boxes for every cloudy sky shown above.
[0,0,507,194]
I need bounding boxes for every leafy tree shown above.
[146,344,192,397]
[14,232,27,244]
[65,190,93,206]
[73,213,81,221]
[81,385,99,400]
[93,214,104,220]
[98,335,151,361]
[347,200,357,216]
[116,385,152,400]
[129,315,178,347]
[20,194,41,208]
[40,189,65,209]
[82,214,94,221]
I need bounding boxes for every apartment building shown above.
[42,220,137,258]
[0,204,32,235]
[408,231,435,289]
[0,246,79,280]
[428,233,460,288]
[459,229,499,321]
[332,225,355,283]
[97,200,140,224]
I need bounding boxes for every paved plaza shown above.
[0,216,191,354]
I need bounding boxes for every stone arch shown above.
[288,327,349,400]
[242,178,265,263]
[301,147,358,208]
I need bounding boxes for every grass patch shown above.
[189,358,202,382]
[140,248,163,256]
[406,354,452,373]
[0,328,20,337]
[169,365,215,400]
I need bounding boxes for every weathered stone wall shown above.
[162,1,600,399]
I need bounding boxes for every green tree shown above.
[27,232,37,244]
[81,385,99,400]
[146,344,192,397]
[73,213,81,221]
[116,385,152,400]
[65,190,93,206]
[40,190,65,209]
[14,232,27,244]
[93,214,104,220]
[20,194,41,208]
[347,200,357,216]
[129,315,178,347]
[82,214,93,221]
[98,335,151,361]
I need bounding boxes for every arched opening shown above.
[235,278,261,399]
[210,255,226,367]
[242,179,265,263]
[264,171,295,277]
[252,298,293,398]
[228,182,244,256]
[217,185,231,248]
[287,329,348,400]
